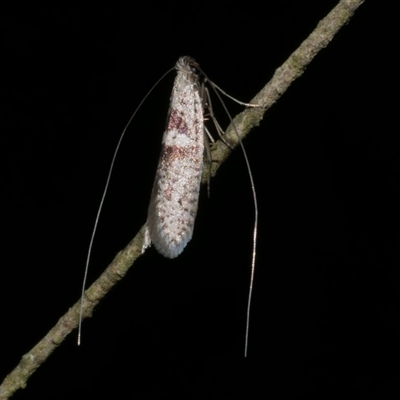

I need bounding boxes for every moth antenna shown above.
[78,65,175,346]
[200,68,259,358]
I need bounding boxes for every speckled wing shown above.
[145,56,204,258]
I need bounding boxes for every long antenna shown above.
[78,66,175,345]
[200,68,259,357]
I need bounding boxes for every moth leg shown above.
[208,81,263,108]
[204,87,233,150]
[204,126,215,143]
[203,129,212,198]
[200,81,215,197]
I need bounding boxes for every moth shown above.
[143,56,205,258]
[79,56,258,357]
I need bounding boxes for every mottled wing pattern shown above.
[146,57,204,258]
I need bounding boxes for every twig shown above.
[0,0,366,398]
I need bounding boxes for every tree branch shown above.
[210,0,365,177]
[0,0,366,398]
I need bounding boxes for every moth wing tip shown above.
[142,224,152,254]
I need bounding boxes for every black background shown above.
[1,1,399,399]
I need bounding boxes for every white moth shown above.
[79,56,258,357]
[143,56,204,258]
